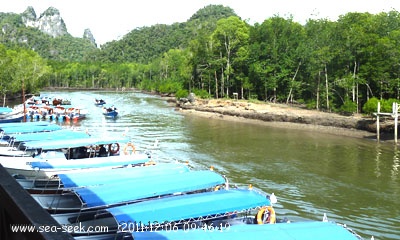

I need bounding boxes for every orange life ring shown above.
[108,143,120,154]
[123,142,136,155]
[256,206,276,224]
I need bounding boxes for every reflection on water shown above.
[375,144,382,179]
[32,91,400,240]
[392,146,399,181]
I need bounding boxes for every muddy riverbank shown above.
[175,98,397,141]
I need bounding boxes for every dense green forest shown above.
[1,5,400,114]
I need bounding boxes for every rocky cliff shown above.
[21,6,96,45]
[22,6,68,37]
[83,28,97,47]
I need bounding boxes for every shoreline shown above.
[178,107,378,140]
[173,98,395,142]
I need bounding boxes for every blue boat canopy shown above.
[74,170,225,208]
[0,121,53,127]
[108,188,269,226]
[132,221,362,240]
[0,107,13,114]
[1,124,62,134]
[29,155,149,169]
[0,121,54,129]
[23,136,130,150]
[10,130,90,142]
[58,163,190,188]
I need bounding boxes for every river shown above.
[29,90,400,239]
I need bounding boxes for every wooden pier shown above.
[374,102,400,143]
[0,165,73,240]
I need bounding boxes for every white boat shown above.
[5,153,151,179]
[0,135,150,178]
[18,162,190,192]
[0,106,24,123]
[65,107,88,121]
[0,129,91,157]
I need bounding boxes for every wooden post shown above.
[233,93,238,101]
[377,102,380,141]
[22,79,26,122]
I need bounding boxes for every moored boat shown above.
[18,162,189,192]
[0,113,24,123]
[0,129,92,157]
[7,153,151,179]
[7,129,91,145]
[32,170,226,213]
[0,106,25,123]
[53,186,273,236]
[0,106,13,115]
[0,135,148,178]
[129,220,364,240]
[0,123,62,136]
[52,96,72,106]
[65,107,88,121]
[0,122,59,144]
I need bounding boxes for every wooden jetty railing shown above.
[374,102,400,143]
[0,165,73,240]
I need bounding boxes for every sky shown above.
[1,0,399,45]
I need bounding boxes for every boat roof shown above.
[0,121,54,128]
[29,154,149,169]
[132,221,362,240]
[23,135,130,150]
[10,129,91,142]
[58,162,190,188]
[0,124,62,134]
[74,170,225,208]
[0,107,13,114]
[108,188,269,225]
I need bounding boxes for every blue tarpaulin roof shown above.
[0,107,13,113]
[74,170,225,208]
[11,129,90,142]
[0,124,62,134]
[108,188,269,225]
[29,155,149,169]
[58,162,190,188]
[132,221,361,240]
[0,122,53,128]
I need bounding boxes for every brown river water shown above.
[16,91,400,239]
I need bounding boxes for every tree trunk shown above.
[286,61,301,104]
[220,67,224,98]
[214,71,218,99]
[224,34,231,98]
[356,82,359,113]
[317,71,320,110]
[325,64,329,111]
[352,61,357,102]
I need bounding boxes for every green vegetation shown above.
[1,5,400,114]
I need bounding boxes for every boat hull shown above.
[0,154,151,179]
[0,114,24,123]
[103,111,118,118]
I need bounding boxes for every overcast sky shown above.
[1,0,399,45]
